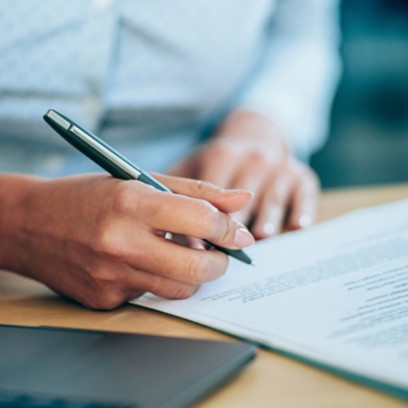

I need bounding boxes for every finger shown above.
[228,154,272,225]
[287,168,320,231]
[121,233,229,285]
[151,173,253,214]
[170,234,207,250]
[167,153,198,178]
[250,170,294,240]
[139,189,254,249]
[197,141,241,188]
[119,265,199,300]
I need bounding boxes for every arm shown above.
[170,0,340,238]
[0,173,253,309]
[238,0,341,161]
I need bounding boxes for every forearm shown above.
[238,0,341,160]
[0,174,43,272]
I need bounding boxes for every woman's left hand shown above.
[169,109,320,240]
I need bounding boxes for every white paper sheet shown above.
[131,199,408,395]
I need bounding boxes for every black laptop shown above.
[0,324,256,408]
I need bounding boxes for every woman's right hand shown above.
[0,173,254,310]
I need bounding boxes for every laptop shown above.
[0,324,256,408]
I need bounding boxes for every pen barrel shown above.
[138,172,171,192]
[207,242,253,265]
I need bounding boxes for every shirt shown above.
[0,0,340,176]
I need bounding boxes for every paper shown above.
[131,199,408,395]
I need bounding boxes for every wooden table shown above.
[1,183,407,408]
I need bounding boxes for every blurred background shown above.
[311,0,408,188]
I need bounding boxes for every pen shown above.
[43,109,254,265]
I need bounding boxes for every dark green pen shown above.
[43,109,254,265]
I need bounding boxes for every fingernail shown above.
[263,222,277,236]
[298,214,312,228]
[164,232,173,240]
[234,227,255,247]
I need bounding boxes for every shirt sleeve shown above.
[237,0,342,161]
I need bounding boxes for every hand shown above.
[170,109,320,239]
[0,173,253,310]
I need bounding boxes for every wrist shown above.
[216,108,290,157]
[0,174,44,273]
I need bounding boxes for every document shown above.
[131,199,408,397]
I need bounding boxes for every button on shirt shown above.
[0,0,340,176]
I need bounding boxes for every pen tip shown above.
[250,262,256,267]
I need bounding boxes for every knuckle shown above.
[275,160,297,183]
[135,185,161,222]
[147,275,164,296]
[186,254,210,284]
[211,257,228,281]
[197,204,234,245]
[218,215,234,245]
[83,277,125,310]
[247,150,269,168]
[196,200,220,238]
[91,288,125,310]
[192,179,215,195]
[207,140,240,162]
[173,284,198,300]
[110,181,155,217]
[88,263,115,282]
[111,181,135,214]
[210,141,230,157]
[92,222,126,261]
[293,162,320,192]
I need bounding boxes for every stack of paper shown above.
[132,199,408,399]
